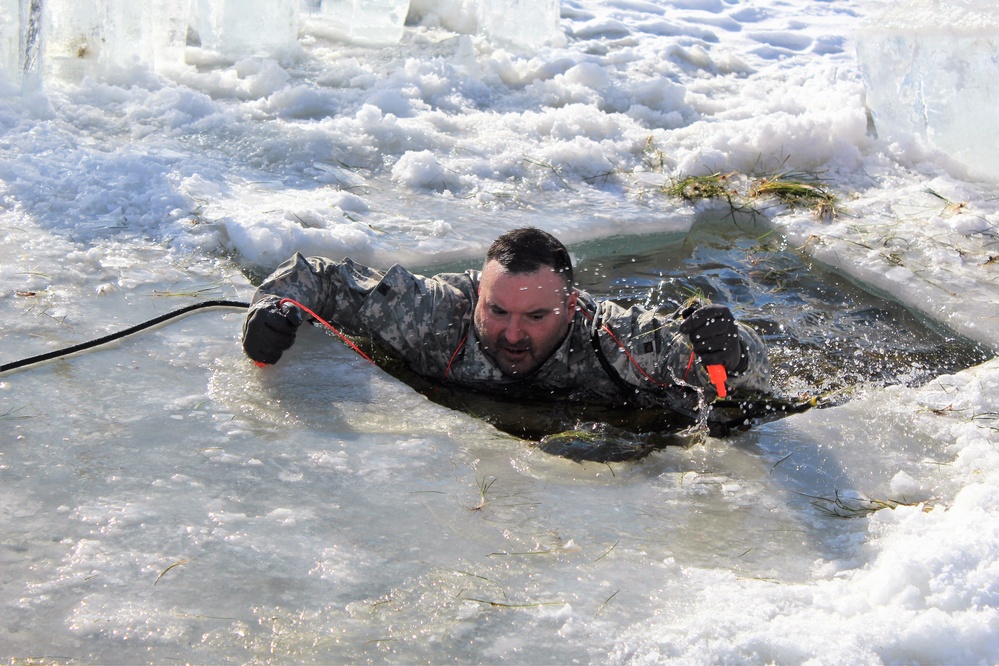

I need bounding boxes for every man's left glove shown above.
[242,296,303,365]
[678,303,746,373]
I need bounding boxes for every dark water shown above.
[571,216,991,399]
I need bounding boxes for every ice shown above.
[0,0,22,83]
[476,0,560,49]
[102,0,188,72]
[856,0,999,181]
[5,0,560,86]
[302,0,411,46]
[0,0,41,86]
[191,0,300,60]
[39,0,100,79]
[27,0,185,81]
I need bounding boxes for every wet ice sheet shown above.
[5,322,996,662]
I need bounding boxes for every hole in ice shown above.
[378,215,991,460]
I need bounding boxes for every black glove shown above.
[678,303,745,373]
[242,297,303,365]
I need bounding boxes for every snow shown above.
[2,0,999,663]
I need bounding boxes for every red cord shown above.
[443,333,468,381]
[278,298,375,364]
[580,308,670,389]
[268,298,727,397]
[583,306,728,396]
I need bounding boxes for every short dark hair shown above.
[485,227,574,287]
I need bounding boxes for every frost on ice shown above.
[856,0,999,181]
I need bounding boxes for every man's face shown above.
[474,260,577,377]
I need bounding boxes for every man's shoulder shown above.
[372,265,479,313]
[437,269,480,289]
[378,264,476,288]
[425,269,480,302]
[583,292,660,321]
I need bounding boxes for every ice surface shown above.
[856,0,999,181]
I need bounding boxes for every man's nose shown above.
[503,317,526,343]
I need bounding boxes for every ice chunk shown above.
[38,0,187,80]
[0,0,23,83]
[856,0,999,181]
[102,0,189,72]
[40,0,102,80]
[0,0,42,86]
[406,0,476,36]
[194,0,300,59]
[301,0,411,46]
[476,0,560,50]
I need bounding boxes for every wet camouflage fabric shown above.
[248,252,772,419]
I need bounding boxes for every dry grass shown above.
[801,490,932,518]
[749,172,838,219]
[664,172,737,203]
[664,168,839,220]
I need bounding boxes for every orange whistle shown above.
[707,364,727,398]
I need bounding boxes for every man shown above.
[242,227,770,424]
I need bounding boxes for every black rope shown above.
[0,299,250,374]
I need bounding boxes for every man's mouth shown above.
[501,346,530,359]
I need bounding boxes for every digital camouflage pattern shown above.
[248,252,772,420]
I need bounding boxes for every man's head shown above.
[474,228,577,377]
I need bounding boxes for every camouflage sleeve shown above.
[594,297,771,397]
[249,252,390,330]
[248,253,472,376]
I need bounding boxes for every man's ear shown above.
[566,290,578,317]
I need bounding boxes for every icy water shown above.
[2,214,991,663]
[568,217,993,397]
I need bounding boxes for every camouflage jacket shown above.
[249,253,772,418]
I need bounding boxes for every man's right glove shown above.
[677,303,746,374]
[242,296,303,365]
